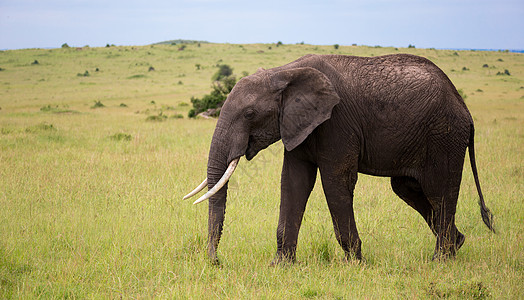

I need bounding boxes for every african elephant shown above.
[184,54,495,264]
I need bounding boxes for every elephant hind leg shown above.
[391,176,434,230]
[391,176,465,258]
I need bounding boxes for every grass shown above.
[0,43,522,298]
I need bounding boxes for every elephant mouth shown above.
[245,136,258,161]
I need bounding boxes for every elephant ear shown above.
[271,67,340,151]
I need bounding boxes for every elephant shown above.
[184,53,495,264]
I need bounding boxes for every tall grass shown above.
[0,43,522,298]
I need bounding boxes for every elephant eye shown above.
[244,109,256,120]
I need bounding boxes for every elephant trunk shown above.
[183,115,246,262]
[205,125,240,263]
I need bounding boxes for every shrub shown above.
[457,89,468,100]
[31,60,39,65]
[109,133,132,141]
[61,43,70,48]
[40,104,76,114]
[127,74,146,79]
[25,122,56,133]
[188,65,237,118]
[496,69,511,76]
[334,44,339,50]
[119,103,128,107]
[77,70,89,77]
[91,101,105,108]
[171,114,184,119]
[483,64,489,68]
[146,113,167,122]
[40,104,57,112]
[212,64,233,81]
[408,44,416,48]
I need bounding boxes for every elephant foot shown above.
[432,230,465,261]
[432,236,464,262]
[270,250,296,266]
[207,247,221,266]
[344,250,363,262]
[208,256,221,266]
[456,231,465,251]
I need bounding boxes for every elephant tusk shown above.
[193,158,240,205]
[182,178,208,200]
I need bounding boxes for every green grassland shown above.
[0,43,522,298]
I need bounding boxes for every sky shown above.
[1,0,523,50]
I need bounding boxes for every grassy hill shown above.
[0,43,522,298]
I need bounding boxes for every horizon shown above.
[2,41,523,53]
[1,0,523,51]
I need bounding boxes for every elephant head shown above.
[184,65,340,262]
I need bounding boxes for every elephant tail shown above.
[469,125,496,233]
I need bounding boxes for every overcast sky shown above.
[1,0,523,50]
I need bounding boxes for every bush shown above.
[62,43,70,48]
[212,64,233,81]
[188,64,237,118]
[146,113,167,122]
[91,101,105,109]
[457,89,468,100]
[127,74,146,79]
[77,70,90,77]
[188,68,237,118]
[40,104,76,114]
[334,44,340,50]
[496,69,511,76]
[109,133,132,141]
[25,122,56,133]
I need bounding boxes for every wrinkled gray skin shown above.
[204,54,494,264]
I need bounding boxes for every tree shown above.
[212,64,233,81]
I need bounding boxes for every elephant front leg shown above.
[272,150,318,265]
